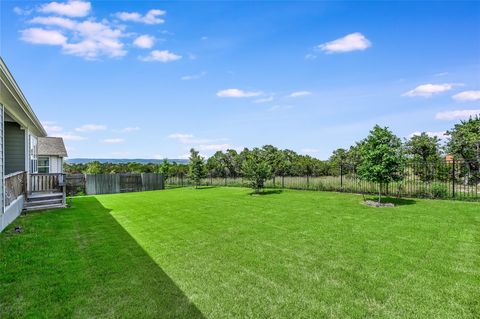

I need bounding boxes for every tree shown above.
[188,148,206,188]
[242,148,273,193]
[446,116,480,184]
[406,133,442,162]
[405,133,443,181]
[329,148,348,176]
[447,116,480,162]
[158,159,172,180]
[85,161,103,174]
[206,151,227,177]
[357,125,405,203]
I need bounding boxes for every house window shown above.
[38,156,49,173]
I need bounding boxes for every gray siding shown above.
[4,121,25,174]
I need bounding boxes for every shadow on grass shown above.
[363,196,417,206]
[193,186,218,190]
[0,197,205,318]
[249,189,283,196]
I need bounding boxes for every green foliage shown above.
[430,183,448,199]
[447,116,480,162]
[158,159,172,179]
[357,125,405,202]
[405,133,443,162]
[447,116,480,185]
[405,133,443,181]
[242,148,273,193]
[188,148,206,187]
[84,161,102,174]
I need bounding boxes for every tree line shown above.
[65,116,479,198]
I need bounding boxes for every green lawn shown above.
[1,188,479,318]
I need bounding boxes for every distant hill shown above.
[66,158,189,165]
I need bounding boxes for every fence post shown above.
[306,175,310,189]
[282,175,285,188]
[452,159,456,198]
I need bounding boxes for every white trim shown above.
[2,104,5,214]
[1,194,24,232]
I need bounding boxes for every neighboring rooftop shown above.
[38,137,68,157]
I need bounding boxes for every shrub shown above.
[430,183,448,199]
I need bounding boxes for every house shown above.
[38,137,68,174]
[0,58,66,232]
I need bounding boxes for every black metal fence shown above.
[167,160,480,201]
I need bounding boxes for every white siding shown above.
[49,156,63,173]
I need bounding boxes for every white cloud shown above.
[288,91,312,98]
[61,20,126,59]
[29,16,77,29]
[254,96,274,103]
[75,124,107,132]
[168,133,227,145]
[434,72,449,77]
[435,109,480,120]
[168,133,199,144]
[198,144,231,151]
[133,35,155,49]
[217,89,262,98]
[103,138,124,144]
[181,71,206,80]
[409,131,447,139]
[14,7,32,15]
[57,133,86,141]
[39,0,91,17]
[26,17,126,59]
[304,53,317,60]
[318,32,371,53]
[41,121,86,141]
[121,127,140,132]
[116,9,166,24]
[20,28,67,45]
[153,154,165,159]
[42,121,63,134]
[403,83,458,97]
[140,50,182,62]
[452,90,480,101]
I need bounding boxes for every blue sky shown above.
[1,1,479,159]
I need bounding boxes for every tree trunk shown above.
[378,184,382,204]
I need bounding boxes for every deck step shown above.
[25,199,63,207]
[23,203,65,211]
[28,193,63,201]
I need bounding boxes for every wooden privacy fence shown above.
[66,173,164,196]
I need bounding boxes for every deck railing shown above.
[29,173,66,193]
[5,171,27,207]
